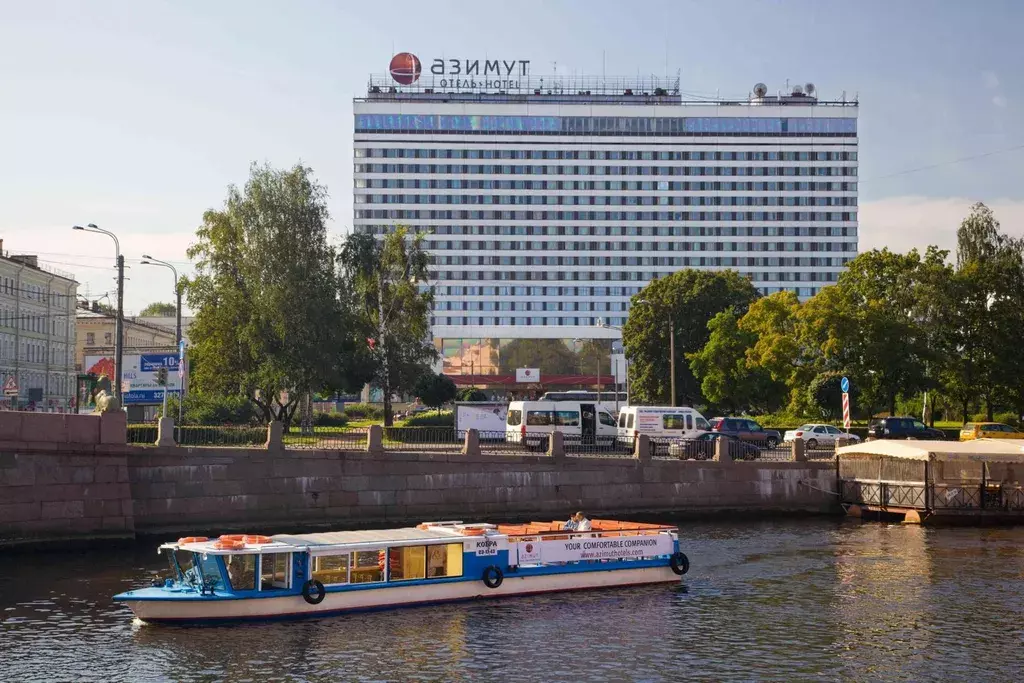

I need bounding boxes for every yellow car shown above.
[959,422,1024,441]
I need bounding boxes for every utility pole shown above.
[115,254,124,403]
[669,312,676,408]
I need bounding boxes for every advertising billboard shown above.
[83,353,182,405]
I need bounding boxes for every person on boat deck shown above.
[562,515,578,531]
[574,512,592,532]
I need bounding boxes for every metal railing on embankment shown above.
[127,423,846,462]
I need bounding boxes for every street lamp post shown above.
[636,299,675,407]
[73,224,124,404]
[141,256,182,426]
[596,319,629,409]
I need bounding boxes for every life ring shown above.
[219,534,246,542]
[482,565,503,589]
[670,552,690,576]
[459,528,486,536]
[243,535,272,545]
[213,539,245,550]
[177,536,208,544]
[302,579,326,605]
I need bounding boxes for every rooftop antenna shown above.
[602,50,606,81]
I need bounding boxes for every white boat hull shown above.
[126,566,679,623]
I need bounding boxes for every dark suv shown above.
[869,417,945,440]
[709,417,781,448]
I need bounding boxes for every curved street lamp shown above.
[73,224,124,402]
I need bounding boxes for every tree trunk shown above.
[961,398,969,425]
[985,394,994,422]
[889,393,897,418]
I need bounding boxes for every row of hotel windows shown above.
[0,278,75,306]
[432,270,849,298]
[0,336,73,365]
[433,302,821,327]
[359,194,858,207]
[364,224,855,238]
[357,149,859,162]
[356,164,857,177]
[360,179,857,192]
[0,309,74,337]
[431,249,852,267]
[357,209,857,222]
[428,264,851,281]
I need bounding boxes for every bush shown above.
[456,388,488,402]
[161,393,259,426]
[994,411,1021,427]
[403,411,454,427]
[313,411,349,427]
[343,403,383,420]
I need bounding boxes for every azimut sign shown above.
[389,53,531,90]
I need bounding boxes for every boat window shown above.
[388,546,426,581]
[225,554,257,592]
[554,410,579,427]
[312,554,350,585]
[260,553,291,590]
[350,550,384,584]
[507,409,522,426]
[429,543,464,578]
[526,410,552,426]
[197,553,223,589]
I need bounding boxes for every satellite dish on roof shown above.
[753,83,768,97]
[792,84,804,95]
[805,82,816,95]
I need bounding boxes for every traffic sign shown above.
[842,392,851,430]
[3,376,18,397]
[840,376,850,394]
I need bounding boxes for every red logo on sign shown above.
[389,53,421,85]
[525,543,534,553]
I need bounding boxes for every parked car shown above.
[959,422,1024,441]
[783,424,861,450]
[668,433,762,460]
[709,417,782,448]
[869,417,945,440]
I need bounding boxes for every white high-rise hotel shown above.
[354,54,858,381]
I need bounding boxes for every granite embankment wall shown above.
[0,415,840,546]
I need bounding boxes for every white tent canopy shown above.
[838,439,1024,463]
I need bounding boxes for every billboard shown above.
[84,353,182,405]
[515,368,540,383]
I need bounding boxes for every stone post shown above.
[265,421,284,453]
[156,416,176,447]
[715,437,732,463]
[547,430,565,460]
[835,436,852,453]
[792,437,806,462]
[633,433,651,462]
[462,428,480,457]
[367,424,384,456]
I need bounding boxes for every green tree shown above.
[456,388,488,402]
[624,269,758,406]
[414,372,457,414]
[807,371,862,421]
[340,227,436,426]
[688,308,785,413]
[184,162,369,425]
[139,302,177,317]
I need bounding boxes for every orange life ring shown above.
[177,536,208,544]
[219,534,246,542]
[243,535,272,545]
[213,538,245,550]
[459,528,486,536]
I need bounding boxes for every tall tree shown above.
[139,302,177,317]
[623,269,758,406]
[414,372,457,415]
[688,308,785,413]
[184,162,369,425]
[340,227,436,426]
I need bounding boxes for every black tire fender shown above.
[482,565,504,589]
[302,579,326,605]
[670,552,690,576]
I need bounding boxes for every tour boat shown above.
[114,519,690,624]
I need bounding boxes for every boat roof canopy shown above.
[838,439,1024,463]
[272,526,462,549]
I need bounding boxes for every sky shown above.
[1,0,1023,314]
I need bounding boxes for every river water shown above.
[2,519,1022,682]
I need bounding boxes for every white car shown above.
[782,424,861,450]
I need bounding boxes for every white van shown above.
[505,400,619,450]
[616,406,710,441]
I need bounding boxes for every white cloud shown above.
[992,94,1008,108]
[982,71,1000,89]
[859,196,1024,256]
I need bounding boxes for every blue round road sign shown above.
[841,376,850,393]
